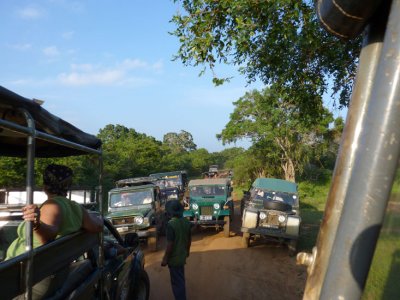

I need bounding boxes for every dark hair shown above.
[43,164,73,196]
[166,200,184,217]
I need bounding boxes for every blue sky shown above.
[0,1,261,152]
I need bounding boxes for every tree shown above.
[171,0,360,117]
[163,130,197,152]
[218,88,333,181]
[98,124,163,183]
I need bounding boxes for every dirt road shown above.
[143,200,308,300]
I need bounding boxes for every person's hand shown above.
[22,204,40,222]
[22,204,41,230]
[161,257,168,267]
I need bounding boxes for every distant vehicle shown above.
[107,177,167,251]
[0,86,149,299]
[184,178,233,237]
[209,165,219,173]
[149,170,188,194]
[240,178,300,255]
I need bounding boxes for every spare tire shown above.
[263,200,292,212]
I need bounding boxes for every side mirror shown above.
[124,232,139,248]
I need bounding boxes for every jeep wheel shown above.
[241,232,250,248]
[223,216,230,237]
[147,228,158,252]
[130,270,150,300]
[288,239,298,256]
[263,200,292,212]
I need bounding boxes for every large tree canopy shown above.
[163,130,197,152]
[218,88,334,181]
[171,0,361,116]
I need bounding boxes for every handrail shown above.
[0,118,101,155]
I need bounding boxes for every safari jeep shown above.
[149,170,188,202]
[107,177,167,251]
[184,178,233,237]
[241,178,301,255]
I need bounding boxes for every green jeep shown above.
[183,178,233,237]
[241,178,301,255]
[107,177,167,251]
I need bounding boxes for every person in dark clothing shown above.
[161,200,191,300]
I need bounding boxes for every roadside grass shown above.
[363,197,400,300]
[297,179,330,251]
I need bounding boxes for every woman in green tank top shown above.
[5,164,103,299]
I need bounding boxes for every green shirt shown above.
[5,196,83,260]
[166,217,191,267]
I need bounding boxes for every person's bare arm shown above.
[81,208,103,233]
[187,232,192,257]
[23,202,61,245]
[161,240,174,266]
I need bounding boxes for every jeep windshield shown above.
[110,189,153,208]
[251,188,298,206]
[164,188,179,200]
[190,185,226,197]
[155,176,181,189]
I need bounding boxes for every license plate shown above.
[200,215,212,221]
[117,226,128,233]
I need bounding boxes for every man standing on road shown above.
[161,200,192,300]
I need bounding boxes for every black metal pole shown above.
[22,110,36,300]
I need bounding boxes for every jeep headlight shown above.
[134,216,144,225]
[213,203,220,210]
[278,215,286,223]
[192,203,199,210]
[259,212,267,220]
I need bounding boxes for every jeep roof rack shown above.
[115,176,155,188]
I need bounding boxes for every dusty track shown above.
[143,200,307,300]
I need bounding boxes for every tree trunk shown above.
[282,159,296,182]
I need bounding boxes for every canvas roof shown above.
[188,178,230,186]
[0,86,102,157]
[252,178,297,194]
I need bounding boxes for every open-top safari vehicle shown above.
[240,178,300,255]
[0,86,149,300]
[107,176,167,251]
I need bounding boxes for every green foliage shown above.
[218,87,334,181]
[0,157,27,187]
[163,130,197,152]
[171,0,361,115]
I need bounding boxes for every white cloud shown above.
[62,31,75,39]
[120,58,148,70]
[17,6,44,19]
[56,58,161,87]
[9,43,32,51]
[58,70,123,86]
[43,46,60,57]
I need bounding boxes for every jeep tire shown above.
[263,200,292,212]
[241,232,250,248]
[288,239,298,256]
[223,216,230,237]
[131,270,150,300]
[147,228,158,252]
